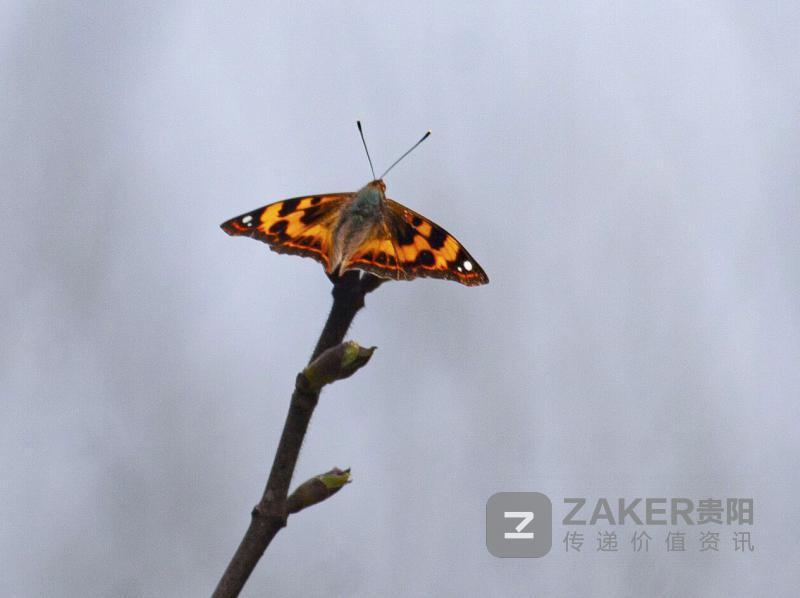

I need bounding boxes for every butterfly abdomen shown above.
[323,182,386,273]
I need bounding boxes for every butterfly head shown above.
[368,179,386,194]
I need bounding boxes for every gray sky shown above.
[2,2,799,596]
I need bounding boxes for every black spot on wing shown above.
[268,219,290,242]
[278,197,301,217]
[411,215,423,227]
[428,225,447,249]
[299,205,323,224]
[395,220,416,246]
[417,250,435,267]
[269,220,288,234]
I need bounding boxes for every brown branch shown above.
[211,271,385,598]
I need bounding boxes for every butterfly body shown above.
[221,179,488,286]
[329,181,385,272]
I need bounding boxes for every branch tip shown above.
[287,467,352,514]
[303,340,376,390]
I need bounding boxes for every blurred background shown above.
[2,2,798,596]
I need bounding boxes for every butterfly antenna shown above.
[357,120,376,180]
[379,130,431,179]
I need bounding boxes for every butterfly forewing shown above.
[221,193,350,271]
[371,198,488,286]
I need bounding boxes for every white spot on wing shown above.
[464,260,473,271]
[242,215,253,226]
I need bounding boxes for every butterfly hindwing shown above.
[343,230,404,280]
[221,193,350,271]
[356,198,489,285]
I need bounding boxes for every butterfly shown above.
[220,125,489,287]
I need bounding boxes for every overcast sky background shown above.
[3,2,799,596]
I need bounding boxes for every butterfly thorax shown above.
[347,180,385,220]
[330,180,387,273]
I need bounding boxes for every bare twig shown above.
[212,271,384,598]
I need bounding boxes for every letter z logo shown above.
[486,493,553,558]
[504,511,535,539]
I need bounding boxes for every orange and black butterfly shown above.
[221,124,488,286]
